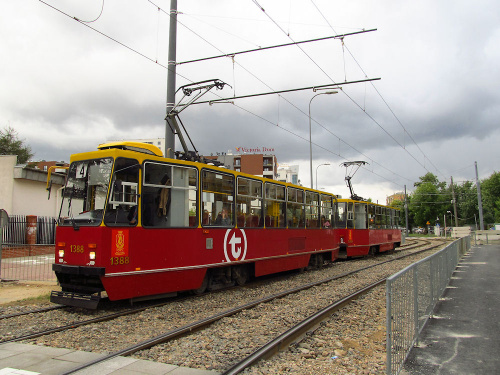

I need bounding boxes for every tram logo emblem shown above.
[224,228,247,262]
[112,229,129,257]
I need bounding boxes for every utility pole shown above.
[404,185,409,236]
[450,176,459,227]
[475,161,485,230]
[165,0,177,158]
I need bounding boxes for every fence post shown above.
[386,279,392,375]
[413,267,419,345]
[0,209,9,280]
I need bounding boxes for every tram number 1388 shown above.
[110,256,130,265]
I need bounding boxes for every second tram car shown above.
[51,142,340,308]
[335,198,402,258]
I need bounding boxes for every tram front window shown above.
[59,158,113,226]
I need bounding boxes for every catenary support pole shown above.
[450,176,459,227]
[165,0,177,158]
[475,161,484,230]
[404,185,409,235]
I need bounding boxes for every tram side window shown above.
[264,183,286,228]
[375,206,382,228]
[355,203,367,229]
[368,205,376,229]
[336,202,347,229]
[237,177,263,227]
[287,187,304,228]
[142,162,198,228]
[105,158,140,226]
[202,170,234,227]
[395,210,400,229]
[320,194,333,228]
[383,207,389,228]
[305,191,319,228]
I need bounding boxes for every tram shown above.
[335,198,402,258]
[51,142,339,308]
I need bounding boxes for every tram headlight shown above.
[58,249,65,258]
[89,251,96,260]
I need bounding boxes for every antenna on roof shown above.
[340,161,368,201]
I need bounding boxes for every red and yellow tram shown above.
[335,198,402,258]
[51,142,340,308]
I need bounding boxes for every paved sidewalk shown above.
[403,245,500,374]
[0,343,219,375]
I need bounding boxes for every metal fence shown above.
[386,236,471,375]
[2,215,57,245]
[0,216,57,282]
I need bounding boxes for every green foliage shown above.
[409,173,448,227]
[0,126,33,164]
[481,171,500,223]
[407,170,500,229]
[455,181,477,225]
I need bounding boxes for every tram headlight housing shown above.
[58,249,65,258]
[89,251,96,260]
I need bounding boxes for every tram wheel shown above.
[192,270,211,294]
[368,246,377,257]
[233,265,249,286]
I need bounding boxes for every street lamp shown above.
[309,90,338,188]
[316,163,330,190]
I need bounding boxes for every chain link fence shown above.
[386,236,470,375]
[0,216,57,282]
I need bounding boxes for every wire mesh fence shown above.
[386,236,470,375]
[0,216,57,282]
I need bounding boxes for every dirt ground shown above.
[0,281,58,305]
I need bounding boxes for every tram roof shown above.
[69,142,338,198]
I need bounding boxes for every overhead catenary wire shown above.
[75,0,105,23]
[40,0,410,189]
[37,0,192,82]
[175,29,377,65]
[251,0,434,179]
[309,0,446,180]
[150,2,413,185]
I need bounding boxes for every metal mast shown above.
[475,161,485,230]
[165,0,177,158]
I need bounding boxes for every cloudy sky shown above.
[1,0,499,203]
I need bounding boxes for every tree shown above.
[409,173,449,228]
[0,126,33,164]
[454,180,477,226]
[481,171,500,225]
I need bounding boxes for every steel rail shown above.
[0,304,65,320]
[1,238,436,345]
[222,278,386,375]
[0,293,199,344]
[59,239,441,374]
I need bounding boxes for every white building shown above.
[277,163,300,185]
[0,155,66,217]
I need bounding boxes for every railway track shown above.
[3,238,445,374]
[0,238,438,343]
